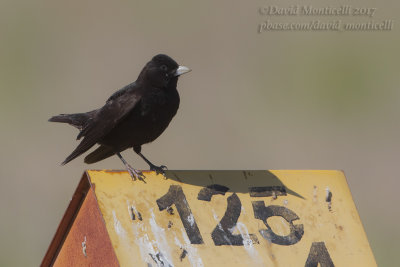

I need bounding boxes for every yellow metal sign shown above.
[87,170,376,267]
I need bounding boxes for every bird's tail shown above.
[84,145,116,164]
[48,111,95,130]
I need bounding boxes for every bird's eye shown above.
[160,65,168,71]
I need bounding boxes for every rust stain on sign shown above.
[42,170,377,267]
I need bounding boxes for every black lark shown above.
[49,54,190,181]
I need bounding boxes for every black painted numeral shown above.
[155,182,335,267]
[211,193,245,246]
[197,184,229,201]
[249,186,287,197]
[156,185,204,244]
[198,185,258,246]
[252,201,304,245]
[305,242,334,267]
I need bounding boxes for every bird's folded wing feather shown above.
[62,84,141,165]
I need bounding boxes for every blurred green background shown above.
[0,0,399,266]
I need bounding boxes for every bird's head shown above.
[138,54,191,89]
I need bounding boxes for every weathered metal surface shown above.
[87,170,376,267]
[41,174,90,267]
[53,186,119,267]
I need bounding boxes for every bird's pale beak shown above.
[174,66,191,77]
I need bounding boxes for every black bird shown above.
[49,54,191,180]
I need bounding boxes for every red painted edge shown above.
[40,171,91,267]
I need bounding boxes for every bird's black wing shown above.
[62,83,142,165]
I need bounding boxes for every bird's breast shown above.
[131,89,179,141]
[141,89,179,117]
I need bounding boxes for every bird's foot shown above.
[149,164,168,178]
[125,164,146,183]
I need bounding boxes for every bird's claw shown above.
[150,164,168,178]
[126,164,146,182]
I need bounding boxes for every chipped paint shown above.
[130,208,172,267]
[180,229,204,267]
[187,214,195,227]
[81,236,87,257]
[326,186,333,211]
[212,209,232,245]
[241,205,246,215]
[112,210,127,238]
[236,223,255,250]
[127,200,139,221]
[138,234,158,265]
[149,210,174,266]
[313,185,318,203]
[174,236,183,250]
[84,170,376,267]
[212,209,219,222]
[174,232,204,267]
[130,213,153,265]
[236,223,263,266]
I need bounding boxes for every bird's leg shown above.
[116,152,146,182]
[136,151,168,177]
